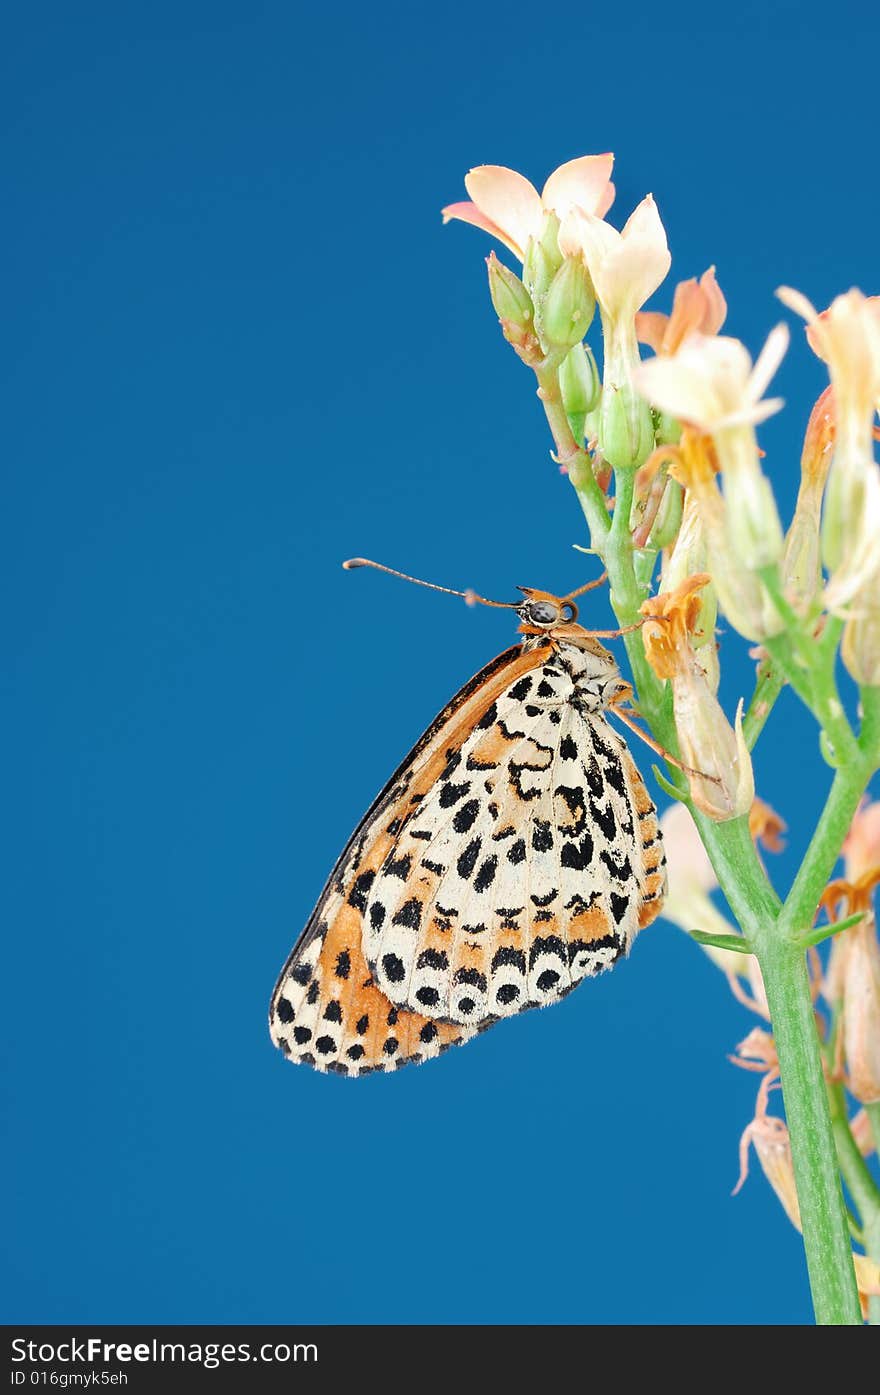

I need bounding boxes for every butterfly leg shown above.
[606,699,722,785]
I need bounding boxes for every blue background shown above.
[5,0,879,1325]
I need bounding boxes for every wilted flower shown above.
[819,855,880,1104]
[777,286,880,611]
[850,1108,877,1158]
[659,804,768,1013]
[854,1254,880,1321]
[782,387,835,613]
[735,1082,801,1231]
[663,428,781,641]
[641,576,754,820]
[637,266,727,357]
[844,800,880,883]
[634,327,789,571]
[442,155,615,262]
[749,798,788,854]
[842,561,880,687]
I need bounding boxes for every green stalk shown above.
[590,481,863,1323]
[828,1082,880,1323]
[533,361,610,550]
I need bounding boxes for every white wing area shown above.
[362,645,660,1026]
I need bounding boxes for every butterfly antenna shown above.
[343,558,518,609]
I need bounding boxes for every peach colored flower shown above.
[441,155,615,262]
[633,327,788,433]
[782,387,835,612]
[637,267,727,357]
[777,286,880,610]
[635,328,788,572]
[844,800,880,884]
[558,194,671,321]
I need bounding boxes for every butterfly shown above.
[269,559,668,1077]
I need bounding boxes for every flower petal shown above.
[463,165,543,262]
[699,266,728,335]
[440,200,524,257]
[635,309,670,354]
[749,323,789,404]
[541,153,615,221]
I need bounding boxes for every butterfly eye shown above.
[525,600,560,626]
[560,603,576,622]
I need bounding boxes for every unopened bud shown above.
[522,212,563,304]
[487,251,534,328]
[540,256,596,351]
[559,342,600,415]
[601,383,655,472]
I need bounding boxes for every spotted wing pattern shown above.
[269,640,665,1076]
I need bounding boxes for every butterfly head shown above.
[515,586,616,663]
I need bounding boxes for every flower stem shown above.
[593,493,864,1324]
[828,1083,880,1323]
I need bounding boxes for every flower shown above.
[734,1083,801,1231]
[777,286,880,610]
[634,326,788,571]
[842,560,880,687]
[633,327,788,433]
[442,155,615,262]
[782,387,835,612]
[558,194,671,323]
[819,857,880,1104]
[637,267,727,357]
[558,195,671,471]
[659,804,768,1011]
[844,800,880,883]
[854,1254,880,1321]
[663,428,782,640]
[641,577,754,820]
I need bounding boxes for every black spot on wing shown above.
[560,734,578,761]
[601,848,633,881]
[508,677,533,702]
[590,797,617,842]
[457,837,482,880]
[348,869,376,912]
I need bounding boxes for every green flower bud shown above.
[486,252,534,328]
[559,343,600,442]
[600,383,655,472]
[541,257,596,352]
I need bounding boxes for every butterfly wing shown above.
[269,644,546,1075]
[362,650,666,1025]
[270,639,665,1077]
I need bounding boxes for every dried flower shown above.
[850,1108,877,1158]
[777,286,880,611]
[819,861,880,1103]
[844,800,880,883]
[659,804,767,1011]
[641,577,754,820]
[782,387,835,613]
[735,1083,801,1231]
[854,1254,880,1320]
[637,266,727,356]
[663,428,781,640]
[442,155,615,262]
